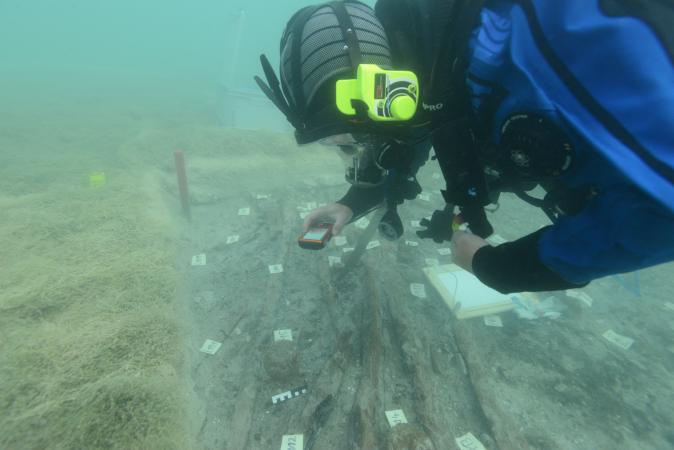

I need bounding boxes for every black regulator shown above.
[497,113,574,180]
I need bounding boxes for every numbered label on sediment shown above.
[280,434,303,450]
[191,254,207,266]
[269,264,284,274]
[366,240,381,250]
[425,258,439,267]
[385,409,408,428]
[602,329,634,350]
[410,283,427,299]
[199,339,222,355]
[486,234,507,245]
[355,217,370,229]
[484,315,503,327]
[455,432,486,450]
[565,289,593,307]
[273,329,293,342]
[328,256,342,267]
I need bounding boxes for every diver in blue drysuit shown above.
[461,0,674,291]
[256,0,674,293]
[366,0,674,293]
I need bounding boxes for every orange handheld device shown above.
[298,224,334,250]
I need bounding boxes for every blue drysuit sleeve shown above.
[539,184,674,285]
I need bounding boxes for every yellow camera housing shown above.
[336,64,418,122]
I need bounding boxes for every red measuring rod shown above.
[174,150,191,220]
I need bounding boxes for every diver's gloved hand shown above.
[459,205,493,239]
[387,175,422,204]
[416,209,455,243]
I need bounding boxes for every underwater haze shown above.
[1,1,674,450]
[3,0,352,85]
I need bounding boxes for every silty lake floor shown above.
[173,128,674,450]
[2,79,672,449]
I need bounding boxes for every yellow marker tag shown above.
[89,171,106,187]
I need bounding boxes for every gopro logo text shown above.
[422,102,444,112]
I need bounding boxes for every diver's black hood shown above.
[375,0,486,125]
[255,0,486,143]
[255,0,399,145]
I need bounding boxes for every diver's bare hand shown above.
[451,230,489,273]
[303,203,353,236]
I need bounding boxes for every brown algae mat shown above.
[0,123,191,448]
[0,78,222,449]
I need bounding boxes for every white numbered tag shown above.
[602,329,634,350]
[418,193,431,201]
[226,235,240,244]
[280,434,304,450]
[355,217,370,229]
[238,207,251,216]
[199,339,222,355]
[405,240,419,247]
[565,289,593,307]
[366,240,381,250]
[269,264,284,274]
[385,410,408,428]
[486,234,507,245]
[328,256,342,267]
[273,329,293,342]
[437,247,452,256]
[191,254,207,266]
[410,283,427,299]
[343,247,355,253]
[455,432,486,450]
[484,315,503,327]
